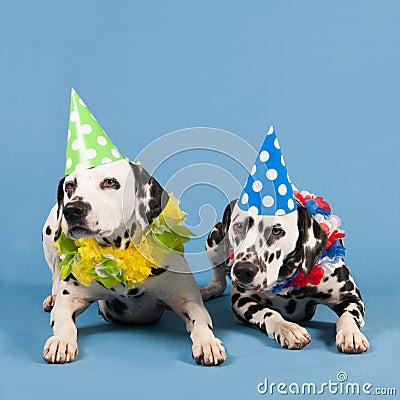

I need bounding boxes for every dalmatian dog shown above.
[201,198,369,354]
[41,159,226,365]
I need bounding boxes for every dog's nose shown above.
[233,262,258,284]
[63,201,91,221]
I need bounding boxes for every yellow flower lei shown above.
[54,194,194,289]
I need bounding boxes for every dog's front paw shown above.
[336,329,369,354]
[192,337,227,366]
[43,335,78,364]
[43,295,56,312]
[274,322,311,350]
[200,283,225,301]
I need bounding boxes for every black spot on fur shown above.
[108,299,128,316]
[236,285,245,293]
[130,223,137,237]
[237,297,256,308]
[114,236,122,248]
[268,253,274,263]
[151,267,167,276]
[276,250,281,260]
[207,323,213,331]
[72,311,77,323]
[332,265,350,283]
[258,221,264,232]
[103,238,111,245]
[62,289,70,295]
[332,295,363,317]
[51,320,54,328]
[231,292,241,305]
[45,226,52,235]
[127,288,139,296]
[73,281,79,287]
[293,285,318,299]
[328,288,333,293]
[251,293,261,302]
[340,281,354,292]
[285,299,297,314]
[323,276,329,283]
[263,311,273,318]
[248,217,254,230]
[244,304,263,320]
[355,286,363,301]
[124,230,129,239]
[312,292,332,300]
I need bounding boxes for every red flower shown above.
[314,196,331,213]
[291,265,325,289]
[326,229,345,249]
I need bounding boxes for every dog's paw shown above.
[42,335,78,364]
[200,283,225,301]
[43,295,56,312]
[274,322,311,350]
[192,337,227,366]
[336,329,369,354]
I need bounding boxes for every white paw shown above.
[336,329,369,354]
[275,322,311,350]
[43,335,78,364]
[192,337,227,366]
[200,283,225,301]
[43,295,56,312]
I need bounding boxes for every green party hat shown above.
[65,88,123,175]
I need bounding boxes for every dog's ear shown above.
[282,202,327,277]
[54,177,65,241]
[297,203,327,275]
[130,163,169,231]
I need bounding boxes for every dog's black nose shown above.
[233,262,258,284]
[63,201,91,221]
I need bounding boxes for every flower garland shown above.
[271,190,346,295]
[54,194,194,289]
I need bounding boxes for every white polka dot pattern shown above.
[238,125,297,216]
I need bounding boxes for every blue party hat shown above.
[238,125,297,216]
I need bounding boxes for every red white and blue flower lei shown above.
[271,190,346,295]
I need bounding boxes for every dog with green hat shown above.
[41,89,227,365]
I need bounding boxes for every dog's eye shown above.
[65,181,76,191]
[233,223,244,234]
[101,178,120,189]
[272,226,283,235]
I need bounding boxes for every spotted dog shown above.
[201,198,369,353]
[42,159,226,365]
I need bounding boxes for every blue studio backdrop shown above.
[0,1,399,400]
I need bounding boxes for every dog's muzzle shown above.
[232,262,258,285]
[63,201,91,225]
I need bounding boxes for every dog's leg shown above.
[232,287,311,350]
[150,257,227,366]
[201,220,231,301]
[315,263,369,353]
[326,264,369,353]
[42,207,62,312]
[42,284,91,363]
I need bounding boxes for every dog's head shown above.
[228,200,327,291]
[55,159,168,241]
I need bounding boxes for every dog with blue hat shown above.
[202,125,369,353]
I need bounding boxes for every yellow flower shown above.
[55,194,188,288]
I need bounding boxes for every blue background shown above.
[0,1,399,399]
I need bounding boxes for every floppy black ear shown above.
[297,203,327,275]
[54,177,65,241]
[130,162,169,231]
[281,203,327,277]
